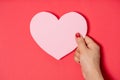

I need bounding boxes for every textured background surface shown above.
[0,0,120,80]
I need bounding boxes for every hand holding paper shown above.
[74,33,104,80]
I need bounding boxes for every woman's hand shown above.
[74,33,104,80]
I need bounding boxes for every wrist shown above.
[83,67,104,80]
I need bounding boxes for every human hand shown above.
[74,33,104,80]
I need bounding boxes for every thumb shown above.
[75,33,87,52]
[85,36,100,50]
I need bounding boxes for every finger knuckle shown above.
[74,57,78,62]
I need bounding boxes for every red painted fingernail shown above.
[75,33,81,38]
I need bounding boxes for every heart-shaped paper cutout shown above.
[30,12,87,60]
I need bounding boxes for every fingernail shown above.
[75,33,81,38]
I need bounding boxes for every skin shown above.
[74,35,104,80]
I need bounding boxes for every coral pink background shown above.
[0,0,120,80]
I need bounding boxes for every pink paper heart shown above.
[30,12,87,60]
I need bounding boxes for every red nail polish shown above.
[75,33,81,38]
